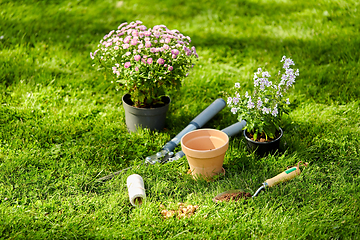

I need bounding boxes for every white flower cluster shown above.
[228,56,299,119]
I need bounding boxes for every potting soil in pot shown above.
[245,129,282,142]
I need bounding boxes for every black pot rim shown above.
[243,127,283,145]
[122,93,170,110]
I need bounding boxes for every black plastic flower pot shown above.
[243,128,283,156]
[122,94,170,132]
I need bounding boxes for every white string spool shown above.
[126,174,146,206]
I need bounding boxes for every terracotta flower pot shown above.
[243,128,283,156]
[181,129,229,180]
[122,94,170,132]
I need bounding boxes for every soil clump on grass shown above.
[214,192,252,202]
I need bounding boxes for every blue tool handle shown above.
[174,151,185,160]
[162,98,226,152]
[190,98,226,128]
[221,120,246,137]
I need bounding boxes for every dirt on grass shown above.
[213,191,252,202]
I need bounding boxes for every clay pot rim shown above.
[243,127,283,145]
[181,128,229,154]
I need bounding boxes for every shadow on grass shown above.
[1,0,360,104]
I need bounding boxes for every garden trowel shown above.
[213,162,308,202]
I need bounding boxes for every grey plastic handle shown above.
[221,120,246,137]
[167,120,247,163]
[162,98,226,152]
[172,150,186,160]
[190,98,226,128]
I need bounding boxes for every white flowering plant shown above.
[90,20,198,108]
[227,56,299,141]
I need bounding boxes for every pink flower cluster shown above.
[91,21,198,79]
[90,20,198,104]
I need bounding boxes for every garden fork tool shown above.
[97,98,229,182]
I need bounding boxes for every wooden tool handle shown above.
[265,166,300,188]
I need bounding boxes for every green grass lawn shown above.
[1,0,359,239]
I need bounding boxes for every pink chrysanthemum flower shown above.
[145,41,151,48]
[124,62,131,68]
[134,55,141,61]
[157,58,165,65]
[130,38,138,45]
